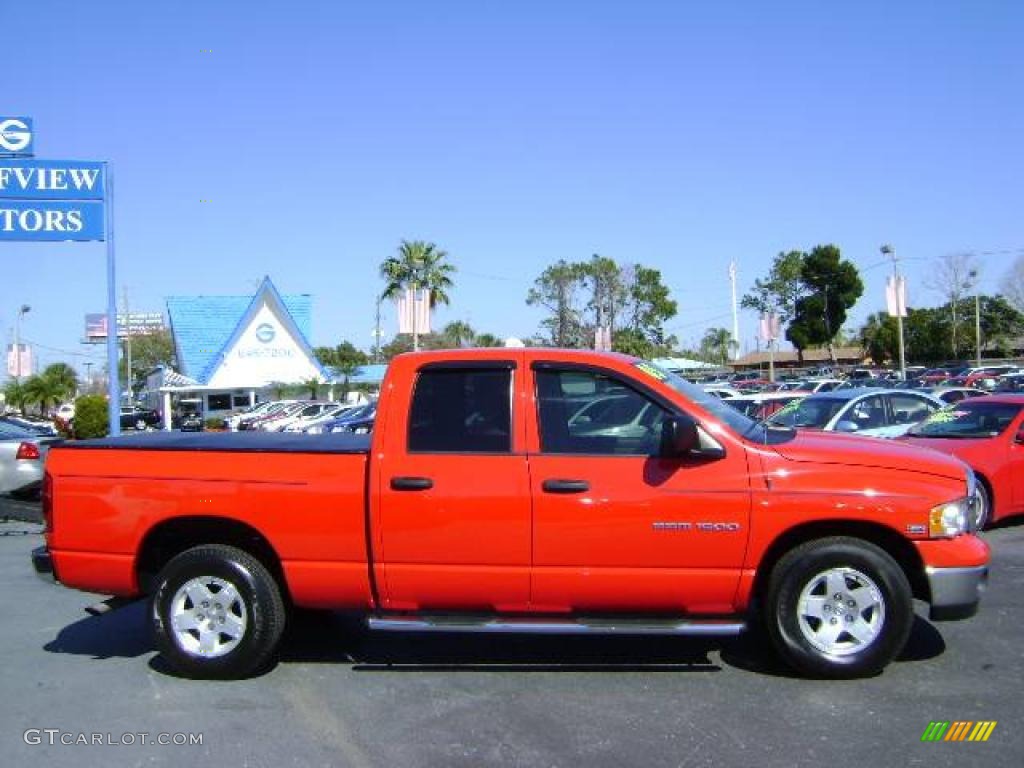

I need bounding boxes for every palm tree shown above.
[42,363,79,401]
[2,380,28,413]
[22,374,66,416]
[443,321,475,348]
[473,333,502,348]
[380,240,456,351]
[701,327,736,366]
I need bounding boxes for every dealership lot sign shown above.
[0,158,106,241]
[0,117,121,433]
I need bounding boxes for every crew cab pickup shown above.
[34,349,989,679]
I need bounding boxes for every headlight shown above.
[929,498,970,537]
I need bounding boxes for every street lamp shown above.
[14,304,31,383]
[969,269,981,367]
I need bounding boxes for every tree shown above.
[700,327,736,365]
[473,333,503,348]
[380,240,456,351]
[526,260,587,347]
[73,394,109,439]
[22,373,66,415]
[120,329,176,387]
[614,266,678,358]
[858,312,900,365]
[42,363,78,401]
[786,245,863,363]
[925,252,979,356]
[582,254,628,338]
[741,250,805,324]
[2,380,28,413]
[442,321,475,348]
[1000,255,1024,311]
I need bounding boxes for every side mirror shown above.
[661,415,699,457]
[835,420,859,433]
[1016,426,1024,445]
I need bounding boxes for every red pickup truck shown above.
[34,349,989,679]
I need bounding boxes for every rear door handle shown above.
[390,476,434,491]
[542,479,590,494]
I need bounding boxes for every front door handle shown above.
[390,476,434,491]
[542,479,590,494]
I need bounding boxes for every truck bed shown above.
[58,431,372,454]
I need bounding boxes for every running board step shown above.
[368,616,746,636]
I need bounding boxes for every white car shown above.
[284,403,361,433]
[767,388,944,438]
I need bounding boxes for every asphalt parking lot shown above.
[1,499,1021,768]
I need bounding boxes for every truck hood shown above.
[767,430,967,481]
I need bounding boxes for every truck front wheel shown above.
[151,544,286,679]
[764,537,913,679]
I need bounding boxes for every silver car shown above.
[0,421,58,497]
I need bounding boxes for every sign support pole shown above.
[104,162,120,436]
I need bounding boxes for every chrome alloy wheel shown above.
[796,567,886,657]
[169,576,248,658]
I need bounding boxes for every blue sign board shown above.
[0,117,33,157]
[0,159,105,200]
[0,200,105,241]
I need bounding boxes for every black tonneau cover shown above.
[58,431,371,454]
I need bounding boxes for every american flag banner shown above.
[886,276,908,318]
[397,288,431,334]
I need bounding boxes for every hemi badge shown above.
[907,524,927,535]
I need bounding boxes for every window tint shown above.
[408,368,512,453]
[889,393,938,425]
[847,395,887,429]
[536,369,669,455]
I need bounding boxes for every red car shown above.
[900,394,1024,529]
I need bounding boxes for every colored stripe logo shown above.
[921,721,997,742]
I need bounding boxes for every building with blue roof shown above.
[150,277,334,427]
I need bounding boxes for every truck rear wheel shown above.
[764,537,913,679]
[151,544,286,679]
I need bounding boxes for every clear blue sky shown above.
[3,0,1023,377]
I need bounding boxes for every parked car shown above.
[700,384,741,399]
[996,372,1024,392]
[262,402,339,432]
[120,407,162,431]
[307,402,377,434]
[0,414,58,436]
[901,395,1024,528]
[766,388,944,438]
[928,386,990,405]
[237,400,298,431]
[37,348,988,680]
[0,421,59,498]
[224,401,275,431]
[724,391,809,421]
[283,403,360,433]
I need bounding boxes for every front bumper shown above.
[926,564,988,621]
[31,546,56,584]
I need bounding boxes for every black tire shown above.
[974,478,992,531]
[151,544,286,679]
[764,537,913,679]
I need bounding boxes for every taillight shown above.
[42,472,54,534]
[16,442,41,460]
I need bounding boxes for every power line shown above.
[20,337,105,360]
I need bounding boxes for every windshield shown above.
[767,396,847,429]
[631,360,794,443]
[907,401,1022,438]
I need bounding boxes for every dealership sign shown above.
[0,157,106,241]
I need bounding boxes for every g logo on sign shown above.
[0,118,32,153]
[255,323,276,344]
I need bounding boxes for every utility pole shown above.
[728,261,739,361]
[881,245,906,379]
[83,362,93,394]
[122,287,133,403]
[373,294,382,363]
[969,268,981,366]
[14,304,31,383]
